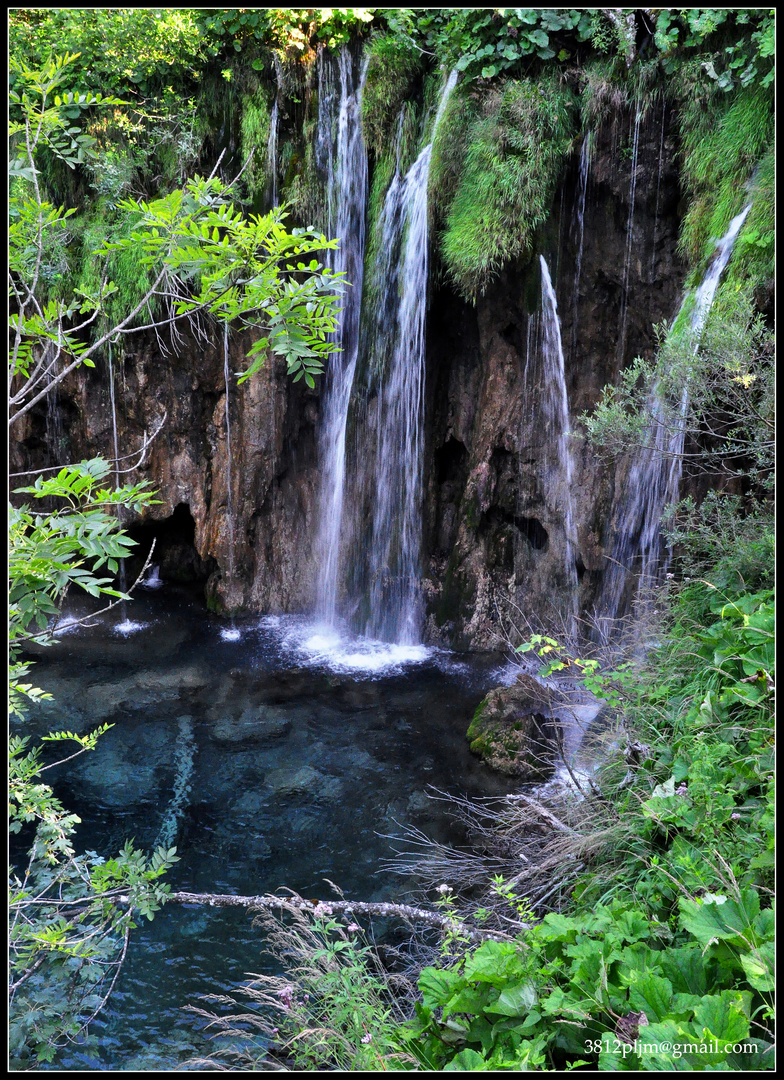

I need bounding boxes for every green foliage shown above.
[9,8,209,100]
[108,179,343,386]
[239,92,273,202]
[654,9,774,90]
[438,74,576,302]
[9,458,159,651]
[195,7,374,60]
[582,285,774,492]
[10,54,347,424]
[8,459,178,1067]
[406,584,775,1070]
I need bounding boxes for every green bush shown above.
[403,584,774,1070]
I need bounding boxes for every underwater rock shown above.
[264,764,342,801]
[467,684,557,779]
[211,705,292,743]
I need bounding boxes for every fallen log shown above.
[154,890,530,942]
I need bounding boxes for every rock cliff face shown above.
[422,106,684,646]
[10,105,685,643]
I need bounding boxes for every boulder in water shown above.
[467,683,558,779]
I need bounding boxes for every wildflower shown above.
[361,1033,372,1044]
[675,782,688,796]
[731,812,741,820]
[277,986,295,1010]
[347,923,360,933]
[437,884,452,894]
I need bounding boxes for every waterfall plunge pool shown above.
[18,583,526,1070]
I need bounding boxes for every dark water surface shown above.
[19,584,519,1069]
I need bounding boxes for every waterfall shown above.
[107,341,129,612]
[266,96,279,207]
[538,257,579,630]
[598,204,752,633]
[356,69,459,644]
[570,133,591,361]
[223,323,235,589]
[313,47,368,625]
[617,105,642,362]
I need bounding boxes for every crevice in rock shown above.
[126,503,215,584]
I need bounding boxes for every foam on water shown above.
[114,619,148,637]
[262,616,432,676]
[220,626,242,642]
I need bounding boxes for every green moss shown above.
[439,74,577,303]
[240,92,273,201]
[428,84,479,220]
[676,79,774,284]
[726,145,774,292]
[73,201,158,328]
[361,32,424,160]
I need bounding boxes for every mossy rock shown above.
[467,684,557,779]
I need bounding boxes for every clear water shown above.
[20,584,519,1069]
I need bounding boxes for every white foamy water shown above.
[53,614,83,635]
[141,566,163,590]
[220,626,242,642]
[261,616,432,676]
[114,619,148,636]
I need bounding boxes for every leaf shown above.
[484,981,538,1017]
[419,966,463,1008]
[627,972,673,1022]
[679,889,760,947]
[739,943,775,991]
[692,991,750,1044]
[444,1048,486,1071]
[463,941,524,985]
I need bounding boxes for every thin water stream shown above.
[598,204,752,631]
[538,256,579,630]
[23,583,524,1069]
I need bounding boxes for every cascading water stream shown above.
[359,69,459,644]
[598,203,752,634]
[617,105,642,363]
[45,348,64,469]
[650,97,666,282]
[538,257,580,631]
[266,96,279,208]
[314,47,368,626]
[221,322,240,640]
[570,132,591,361]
